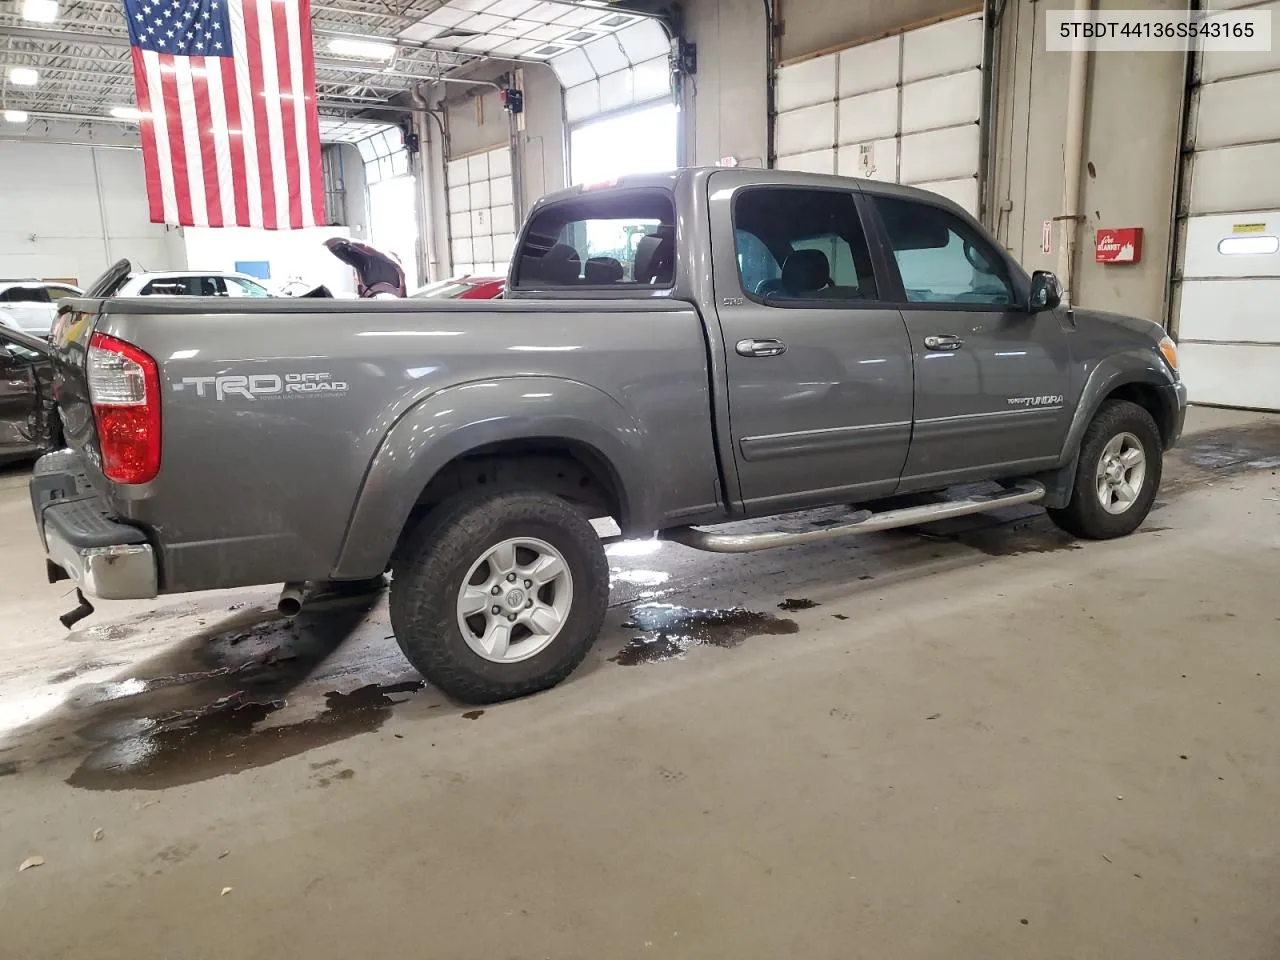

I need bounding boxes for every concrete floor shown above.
[0,408,1277,959]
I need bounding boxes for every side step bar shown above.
[662,481,1047,554]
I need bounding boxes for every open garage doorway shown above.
[368,176,420,292]
[569,101,680,187]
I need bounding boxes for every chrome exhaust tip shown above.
[277,582,306,618]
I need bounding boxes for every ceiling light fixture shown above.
[327,37,396,59]
[7,67,39,86]
[3,109,29,123]
[22,0,58,23]
[110,105,144,121]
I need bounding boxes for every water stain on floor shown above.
[1166,421,1280,492]
[0,586,428,790]
[778,598,819,611]
[609,604,800,666]
[68,681,423,792]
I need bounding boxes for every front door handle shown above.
[736,338,788,358]
[923,334,964,351]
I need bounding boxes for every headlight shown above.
[1158,335,1179,377]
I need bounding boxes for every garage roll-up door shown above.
[774,11,984,215]
[547,19,671,126]
[448,146,516,277]
[1174,0,1280,410]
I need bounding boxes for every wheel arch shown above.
[330,377,650,579]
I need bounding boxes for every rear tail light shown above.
[88,332,161,484]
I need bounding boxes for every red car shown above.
[412,276,506,300]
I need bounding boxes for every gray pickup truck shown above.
[32,169,1186,703]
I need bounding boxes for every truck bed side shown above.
[56,297,722,592]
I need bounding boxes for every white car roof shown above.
[127,271,266,282]
[0,280,83,292]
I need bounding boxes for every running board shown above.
[662,481,1047,554]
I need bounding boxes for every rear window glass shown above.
[513,189,675,289]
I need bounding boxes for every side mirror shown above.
[1029,270,1062,312]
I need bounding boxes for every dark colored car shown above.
[0,325,59,463]
[412,276,506,300]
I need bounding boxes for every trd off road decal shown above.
[177,372,349,401]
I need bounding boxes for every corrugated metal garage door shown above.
[447,145,517,277]
[773,11,985,216]
[1174,0,1280,410]
[551,20,672,127]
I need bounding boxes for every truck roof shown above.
[532,167,972,220]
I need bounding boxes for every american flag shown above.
[124,0,325,228]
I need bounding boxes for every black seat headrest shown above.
[538,243,582,284]
[584,257,624,284]
[633,233,675,285]
[781,249,832,297]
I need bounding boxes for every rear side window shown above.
[140,276,223,296]
[732,188,879,303]
[514,189,675,289]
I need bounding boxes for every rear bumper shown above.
[30,451,158,601]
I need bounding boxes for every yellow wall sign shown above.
[1232,223,1266,233]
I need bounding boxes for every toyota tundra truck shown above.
[30,169,1187,703]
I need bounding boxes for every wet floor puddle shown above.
[609,603,799,666]
[68,681,423,791]
[0,587,432,791]
[1167,421,1280,492]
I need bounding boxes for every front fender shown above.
[1060,351,1177,464]
[331,377,650,578]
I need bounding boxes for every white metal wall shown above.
[774,11,984,215]
[0,140,174,284]
[447,146,517,277]
[1175,0,1280,410]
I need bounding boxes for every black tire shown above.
[389,489,609,704]
[1047,399,1162,540]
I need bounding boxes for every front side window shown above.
[224,277,270,297]
[872,196,1014,306]
[0,335,43,362]
[514,190,676,289]
[732,188,878,303]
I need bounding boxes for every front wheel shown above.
[389,490,609,704]
[1047,399,1162,540]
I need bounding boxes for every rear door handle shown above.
[736,338,788,358]
[923,335,964,351]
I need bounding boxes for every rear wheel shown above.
[1047,399,1162,540]
[389,490,609,704]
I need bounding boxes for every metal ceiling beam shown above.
[0,22,479,64]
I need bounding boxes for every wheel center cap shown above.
[505,589,526,609]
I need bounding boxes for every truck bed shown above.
[53,296,723,593]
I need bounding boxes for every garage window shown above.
[513,190,675,289]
